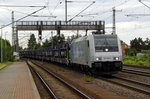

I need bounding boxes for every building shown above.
[121,44,130,56]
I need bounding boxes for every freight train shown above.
[19,34,122,75]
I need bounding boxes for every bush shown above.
[82,75,94,82]
[123,54,150,66]
[125,48,137,56]
[141,50,150,54]
[137,61,144,65]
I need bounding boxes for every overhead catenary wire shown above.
[98,1,130,22]
[0,6,46,29]
[126,14,150,16]
[19,36,30,40]
[90,10,112,19]
[41,32,51,42]
[0,7,56,18]
[42,0,56,18]
[114,0,131,8]
[0,8,10,23]
[84,0,130,34]
[0,5,46,7]
[67,0,95,3]
[19,32,51,48]
[51,0,63,15]
[86,0,130,21]
[139,0,150,9]
[0,4,44,24]
[0,4,48,23]
[87,0,107,13]
[68,1,95,22]
[19,39,29,47]
[77,13,98,17]
[125,1,150,18]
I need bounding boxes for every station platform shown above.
[0,61,41,99]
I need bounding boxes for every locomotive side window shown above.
[87,40,89,48]
[94,36,118,52]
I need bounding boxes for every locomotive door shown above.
[85,40,90,64]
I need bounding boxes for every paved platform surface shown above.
[0,61,41,99]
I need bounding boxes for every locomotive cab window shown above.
[94,36,118,52]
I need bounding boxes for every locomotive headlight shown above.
[96,57,101,61]
[114,57,119,60]
[105,48,108,52]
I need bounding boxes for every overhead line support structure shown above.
[112,7,116,35]
[0,6,46,52]
[65,0,67,23]
[10,6,46,52]
[12,11,19,52]
[16,20,105,45]
[112,7,121,35]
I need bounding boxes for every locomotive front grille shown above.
[93,62,122,72]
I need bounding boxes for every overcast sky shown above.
[0,0,150,48]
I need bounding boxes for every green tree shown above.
[28,34,37,50]
[144,38,150,50]
[125,48,137,56]
[35,43,42,49]
[120,40,126,45]
[66,36,71,44]
[50,34,65,46]
[66,34,82,44]
[130,37,144,52]
[0,38,12,62]
[42,39,50,47]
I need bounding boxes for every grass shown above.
[123,54,150,66]
[0,62,12,70]
[82,75,95,82]
[58,68,72,74]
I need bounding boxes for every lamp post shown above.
[5,31,8,61]
[1,26,3,63]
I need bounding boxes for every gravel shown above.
[33,60,150,99]
[94,76,150,99]
[29,64,51,99]
[30,61,81,99]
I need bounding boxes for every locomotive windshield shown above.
[94,36,118,52]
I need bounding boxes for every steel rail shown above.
[99,76,150,95]
[27,61,58,99]
[31,61,92,99]
[123,68,150,75]
[123,64,150,69]
[114,76,150,88]
[122,69,150,77]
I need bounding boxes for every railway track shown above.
[123,64,150,69]
[28,61,91,99]
[27,62,57,99]
[99,76,150,95]
[122,68,150,77]
[122,64,150,77]
[29,60,150,97]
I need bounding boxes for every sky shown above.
[0,0,150,48]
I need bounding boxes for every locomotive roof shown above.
[72,34,118,42]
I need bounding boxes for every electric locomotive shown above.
[70,34,122,74]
